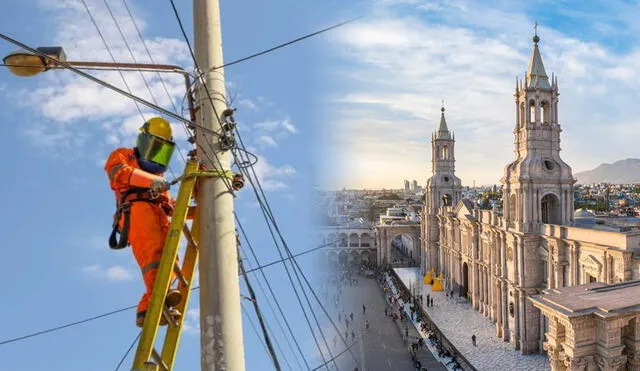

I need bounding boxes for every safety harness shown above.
[108,188,157,249]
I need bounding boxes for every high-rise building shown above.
[404,179,410,192]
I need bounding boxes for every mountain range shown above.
[574,158,640,184]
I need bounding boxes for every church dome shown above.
[574,208,595,218]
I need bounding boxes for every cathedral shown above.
[421,32,640,355]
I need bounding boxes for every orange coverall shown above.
[105,147,175,318]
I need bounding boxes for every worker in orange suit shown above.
[105,117,183,327]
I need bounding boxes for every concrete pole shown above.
[193,0,245,369]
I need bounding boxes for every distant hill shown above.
[574,159,640,184]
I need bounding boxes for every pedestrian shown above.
[365,319,370,329]
[105,117,182,328]
[351,330,355,342]
[405,326,409,339]
[430,297,433,307]
[338,313,341,321]
[472,334,477,346]
[362,304,366,314]
[350,312,354,321]
[385,307,388,316]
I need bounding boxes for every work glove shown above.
[150,178,170,194]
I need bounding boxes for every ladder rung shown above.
[182,224,197,249]
[173,264,189,287]
[151,349,170,371]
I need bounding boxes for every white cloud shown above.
[257,135,278,148]
[237,98,258,111]
[323,0,640,188]
[251,155,296,191]
[15,0,191,155]
[182,308,200,335]
[82,264,135,282]
[254,117,297,134]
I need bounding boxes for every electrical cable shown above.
[232,138,337,371]
[239,242,302,371]
[120,0,195,168]
[236,214,311,370]
[232,128,355,368]
[241,304,271,362]
[167,0,237,194]
[237,240,282,371]
[101,0,187,167]
[0,239,339,346]
[114,331,141,371]
[80,0,144,121]
[211,17,362,71]
[310,340,359,371]
[0,32,220,138]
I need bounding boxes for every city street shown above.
[319,268,443,370]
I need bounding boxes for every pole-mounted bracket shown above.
[170,168,244,192]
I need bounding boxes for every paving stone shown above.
[393,267,550,371]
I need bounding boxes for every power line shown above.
[0,32,219,138]
[233,128,357,368]
[237,240,281,371]
[0,240,337,346]
[101,0,187,168]
[310,340,359,371]
[0,306,134,346]
[212,17,361,70]
[166,8,341,369]
[80,0,144,120]
[236,214,311,370]
[232,137,337,371]
[114,331,141,371]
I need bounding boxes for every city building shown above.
[421,32,640,362]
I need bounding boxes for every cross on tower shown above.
[534,21,538,36]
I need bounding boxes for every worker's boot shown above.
[165,289,183,308]
[135,308,182,328]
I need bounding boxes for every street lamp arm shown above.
[60,60,191,75]
[0,32,215,137]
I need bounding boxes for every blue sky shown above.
[317,0,640,189]
[0,1,360,370]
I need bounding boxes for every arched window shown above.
[529,100,536,123]
[541,194,560,224]
[442,145,449,159]
[540,101,549,123]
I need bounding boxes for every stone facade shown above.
[531,281,640,371]
[421,33,640,356]
[318,225,377,266]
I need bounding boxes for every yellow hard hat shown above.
[141,117,173,141]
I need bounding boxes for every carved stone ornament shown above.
[507,245,514,262]
[564,356,588,371]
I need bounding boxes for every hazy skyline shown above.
[319,0,640,190]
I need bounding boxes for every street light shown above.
[2,46,66,77]
[2,46,196,122]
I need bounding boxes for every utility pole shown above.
[194,0,245,370]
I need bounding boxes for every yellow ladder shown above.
[130,159,203,371]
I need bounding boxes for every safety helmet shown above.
[136,117,175,174]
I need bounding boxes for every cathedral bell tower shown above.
[423,105,463,272]
[502,31,575,233]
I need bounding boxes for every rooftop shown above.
[530,280,640,318]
